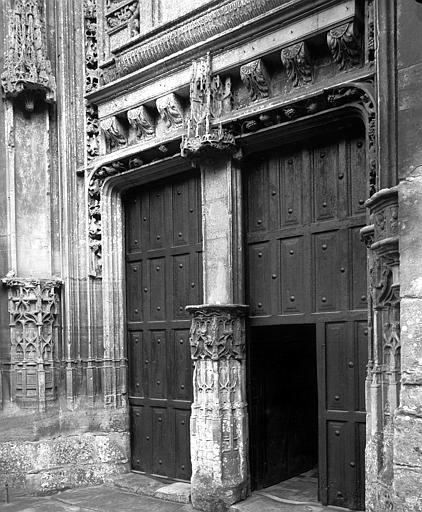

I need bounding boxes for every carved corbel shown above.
[127,105,155,140]
[327,21,361,70]
[156,93,184,130]
[100,116,127,152]
[280,41,313,87]
[1,0,56,111]
[240,59,270,101]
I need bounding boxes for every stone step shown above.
[105,472,191,504]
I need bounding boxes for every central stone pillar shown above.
[187,305,248,512]
[186,150,248,510]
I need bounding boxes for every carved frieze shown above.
[156,93,184,130]
[106,0,138,30]
[240,59,270,101]
[127,105,155,140]
[110,0,281,81]
[100,116,127,152]
[1,275,62,411]
[280,41,313,87]
[327,21,361,71]
[1,0,56,110]
[186,305,247,361]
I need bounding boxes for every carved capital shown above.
[1,0,56,110]
[1,275,62,411]
[186,305,248,361]
[156,93,184,130]
[100,116,127,152]
[280,41,313,87]
[365,187,399,246]
[127,105,155,140]
[327,21,361,71]
[240,59,270,101]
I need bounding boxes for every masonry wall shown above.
[394,1,422,510]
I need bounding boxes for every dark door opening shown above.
[250,324,318,492]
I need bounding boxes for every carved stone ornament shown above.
[186,305,247,361]
[109,0,281,81]
[156,93,184,130]
[362,186,400,512]
[2,274,62,411]
[100,116,127,152]
[127,105,155,140]
[88,161,127,276]
[280,41,313,87]
[327,21,361,71]
[181,54,236,159]
[240,58,270,101]
[106,0,138,30]
[84,0,100,163]
[1,0,56,110]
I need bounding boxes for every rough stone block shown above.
[154,482,191,504]
[394,413,422,468]
[393,466,422,512]
[398,298,422,381]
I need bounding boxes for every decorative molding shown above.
[127,105,155,140]
[88,161,127,276]
[100,116,127,152]
[109,0,282,81]
[84,0,100,163]
[186,305,248,361]
[1,275,62,411]
[327,21,361,71]
[1,0,56,110]
[280,41,313,87]
[240,58,270,101]
[156,93,184,130]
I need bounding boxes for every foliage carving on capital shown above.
[187,306,247,361]
[156,93,184,130]
[1,0,56,110]
[127,105,155,140]
[240,58,270,101]
[327,21,361,71]
[280,41,313,87]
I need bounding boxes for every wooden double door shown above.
[245,124,368,510]
[124,170,202,481]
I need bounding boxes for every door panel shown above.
[125,170,202,480]
[245,125,368,510]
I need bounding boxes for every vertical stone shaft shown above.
[187,154,248,511]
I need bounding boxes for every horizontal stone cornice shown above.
[90,0,356,104]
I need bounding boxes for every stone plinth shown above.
[186,305,249,512]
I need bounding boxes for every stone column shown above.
[187,305,248,512]
[362,187,400,511]
[185,150,248,511]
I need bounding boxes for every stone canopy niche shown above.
[1,0,56,112]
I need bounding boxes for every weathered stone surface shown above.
[394,413,422,468]
[393,466,422,512]
[155,482,191,504]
